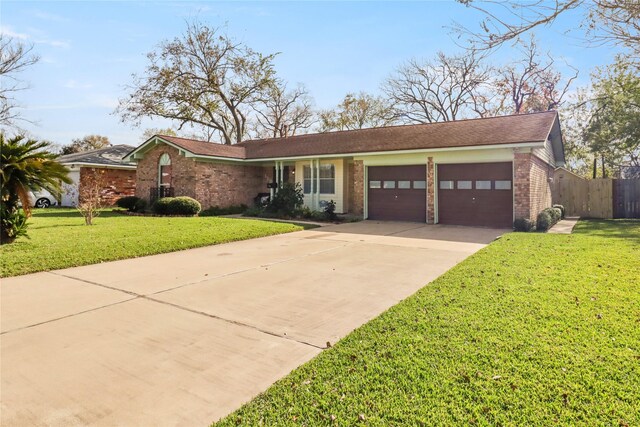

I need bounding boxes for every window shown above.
[383,180,396,189]
[398,180,411,189]
[495,180,512,190]
[476,180,491,190]
[439,180,454,190]
[319,164,335,194]
[369,180,381,189]
[457,180,472,190]
[304,164,335,194]
[158,153,172,187]
[413,180,427,189]
[303,165,312,194]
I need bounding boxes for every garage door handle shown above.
[395,195,398,199]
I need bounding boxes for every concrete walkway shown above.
[548,216,580,234]
[1,221,507,426]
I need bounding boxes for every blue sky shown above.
[2,1,623,146]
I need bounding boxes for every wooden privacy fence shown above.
[552,169,640,219]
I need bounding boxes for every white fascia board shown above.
[244,141,546,163]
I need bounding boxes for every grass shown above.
[0,208,303,277]
[215,220,640,426]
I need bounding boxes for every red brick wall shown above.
[79,167,136,206]
[194,162,270,208]
[347,160,364,216]
[514,152,554,221]
[530,154,554,217]
[135,145,197,202]
[427,157,435,223]
[135,143,271,208]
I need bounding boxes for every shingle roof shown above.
[146,111,558,161]
[59,145,137,166]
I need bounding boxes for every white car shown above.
[29,190,58,208]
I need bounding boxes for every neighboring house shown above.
[126,111,564,228]
[58,145,137,206]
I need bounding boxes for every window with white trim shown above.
[303,164,335,194]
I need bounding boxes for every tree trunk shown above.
[593,156,598,179]
[601,155,606,178]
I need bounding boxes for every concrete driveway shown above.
[1,221,506,426]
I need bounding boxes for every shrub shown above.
[242,206,264,217]
[323,200,337,221]
[551,207,563,222]
[552,204,565,219]
[117,196,146,212]
[152,197,201,216]
[266,182,304,217]
[536,210,553,232]
[0,204,28,244]
[200,204,248,217]
[513,217,534,232]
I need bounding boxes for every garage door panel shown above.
[368,165,426,222]
[438,163,513,228]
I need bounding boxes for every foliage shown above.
[0,134,71,242]
[323,200,337,221]
[252,82,315,138]
[117,21,278,145]
[513,217,534,232]
[0,34,39,127]
[141,127,177,142]
[583,56,640,174]
[0,209,302,277]
[60,135,111,155]
[0,204,28,244]
[383,52,491,123]
[265,182,304,217]
[319,92,394,131]
[152,196,201,216]
[242,205,265,217]
[116,196,147,212]
[200,204,248,216]
[76,169,106,225]
[216,220,640,426]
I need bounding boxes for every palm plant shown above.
[1,134,71,243]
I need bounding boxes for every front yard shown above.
[216,220,640,426]
[0,209,302,277]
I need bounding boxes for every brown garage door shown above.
[368,165,427,222]
[437,162,513,228]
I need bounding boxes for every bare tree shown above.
[141,127,177,141]
[0,34,39,127]
[76,169,105,225]
[383,52,492,123]
[494,37,578,114]
[252,82,315,138]
[117,22,278,145]
[319,92,394,131]
[454,1,640,57]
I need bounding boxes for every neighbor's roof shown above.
[59,144,137,167]
[131,111,560,162]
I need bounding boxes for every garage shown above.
[367,165,427,222]
[437,162,513,228]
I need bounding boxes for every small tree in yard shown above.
[77,169,105,225]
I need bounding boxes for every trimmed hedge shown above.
[552,204,566,219]
[536,206,563,232]
[200,204,248,217]
[513,217,535,232]
[152,197,201,216]
[116,196,147,213]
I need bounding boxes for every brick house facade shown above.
[127,112,564,228]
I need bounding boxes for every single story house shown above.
[58,145,137,206]
[126,111,564,228]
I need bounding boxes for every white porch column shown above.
[315,159,321,210]
[310,160,315,208]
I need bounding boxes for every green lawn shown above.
[0,209,302,277]
[215,220,640,426]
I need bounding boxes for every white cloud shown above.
[0,25,70,49]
